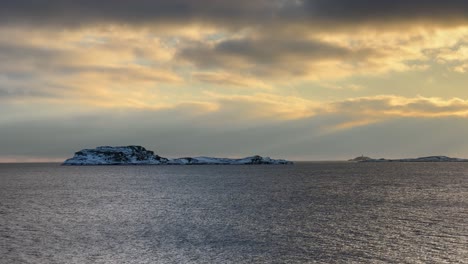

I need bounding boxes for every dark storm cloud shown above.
[301,0,468,24]
[177,37,375,70]
[0,0,278,27]
[214,38,359,62]
[1,0,468,27]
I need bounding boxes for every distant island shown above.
[348,155,373,162]
[349,155,468,162]
[63,146,293,165]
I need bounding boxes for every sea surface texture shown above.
[1,162,467,263]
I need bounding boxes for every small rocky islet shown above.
[63,145,293,165]
[349,155,468,162]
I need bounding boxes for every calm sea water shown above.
[0,162,467,263]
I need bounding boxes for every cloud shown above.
[300,1,468,26]
[2,1,468,162]
[177,36,388,80]
[453,63,468,73]
[179,37,369,65]
[0,26,184,107]
[0,0,279,28]
[195,94,468,128]
[1,4,466,102]
[192,72,271,89]
[430,45,468,73]
[0,84,54,100]
[329,95,468,119]
[1,0,468,29]
[320,83,365,91]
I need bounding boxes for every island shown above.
[348,155,373,162]
[349,155,468,162]
[63,146,293,165]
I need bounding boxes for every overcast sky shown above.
[2,0,468,161]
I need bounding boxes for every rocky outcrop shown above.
[63,146,168,165]
[360,156,468,162]
[348,156,373,162]
[63,146,293,165]
[167,155,292,165]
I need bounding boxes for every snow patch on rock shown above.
[63,145,168,165]
[63,146,293,165]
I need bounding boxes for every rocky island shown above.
[63,146,293,165]
[349,155,468,162]
[348,155,373,162]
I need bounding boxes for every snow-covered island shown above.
[63,146,293,165]
[351,156,468,162]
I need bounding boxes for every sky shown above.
[2,0,468,161]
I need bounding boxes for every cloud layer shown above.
[2,1,468,160]
[2,0,468,27]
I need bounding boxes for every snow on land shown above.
[167,155,291,165]
[361,156,468,162]
[63,145,168,165]
[63,146,293,165]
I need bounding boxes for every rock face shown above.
[63,146,293,165]
[360,156,468,162]
[63,146,168,165]
[167,155,292,165]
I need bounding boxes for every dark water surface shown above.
[1,162,467,263]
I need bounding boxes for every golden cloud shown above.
[2,21,468,125]
[192,71,271,89]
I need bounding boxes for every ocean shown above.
[1,162,467,263]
